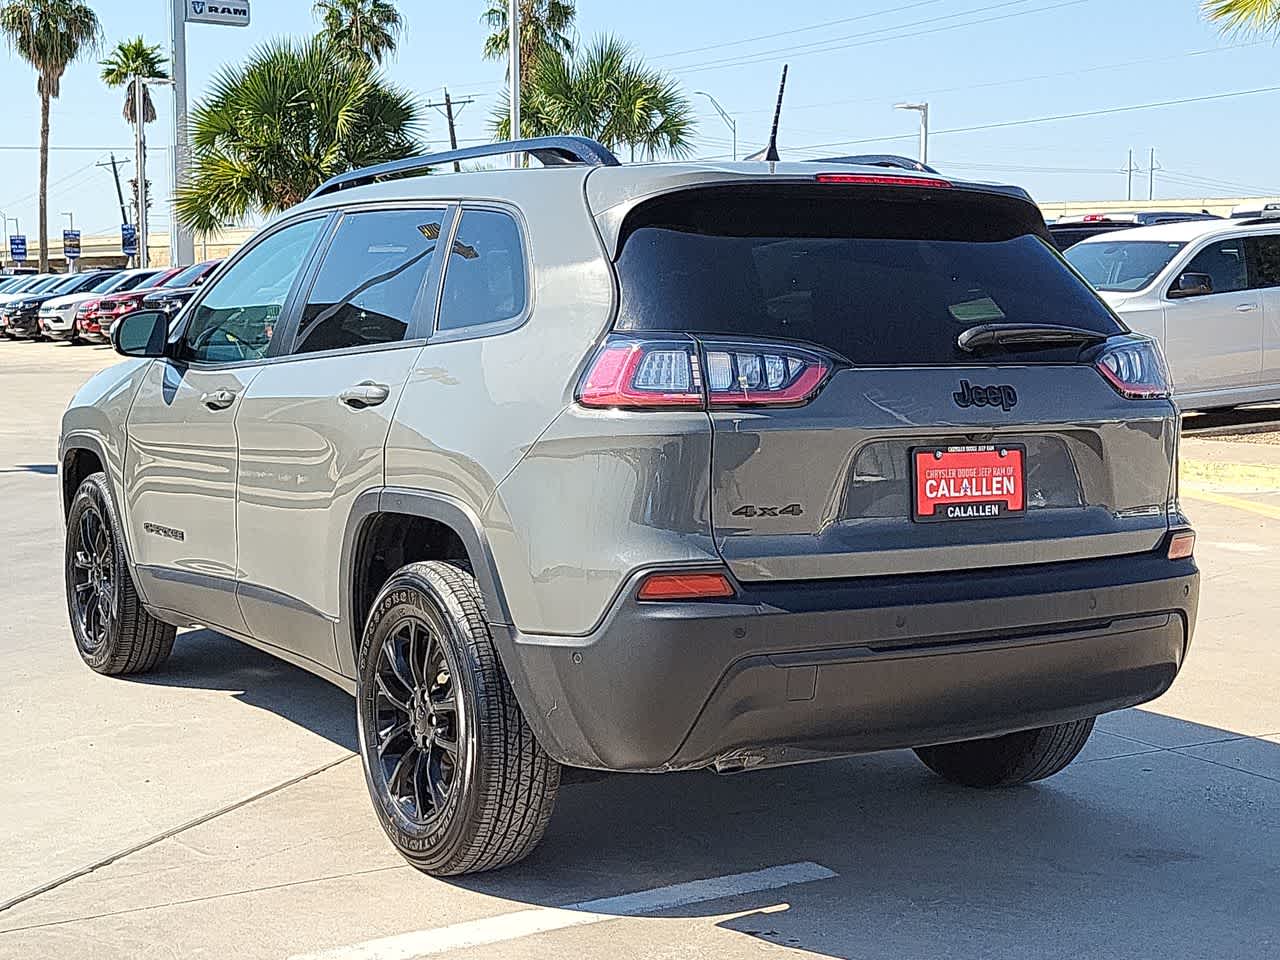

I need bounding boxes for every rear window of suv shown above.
[614,186,1123,366]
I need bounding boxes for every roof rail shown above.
[812,154,940,175]
[308,136,621,200]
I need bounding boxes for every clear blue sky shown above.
[2,0,1278,241]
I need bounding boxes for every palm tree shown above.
[175,36,422,233]
[481,0,576,87]
[100,37,168,125]
[491,36,695,161]
[0,0,100,270]
[315,0,403,65]
[1202,0,1280,34]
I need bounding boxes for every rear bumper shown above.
[497,542,1199,772]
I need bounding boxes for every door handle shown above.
[339,381,391,408]
[201,389,237,410]
[1236,303,1258,312]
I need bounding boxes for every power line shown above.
[0,156,105,209]
[0,145,131,152]
[729,39,1268,117]
[653,0,950,61]
[783,84,1280,155]
[669,0,1089,76]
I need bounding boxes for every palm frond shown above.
[176,34,423,230]
[1202,0,1280,35]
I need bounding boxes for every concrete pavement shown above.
[2,341,1278,959]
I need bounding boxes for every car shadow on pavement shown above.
[121,627,357,751]
[0,463,57,475]
[443,710,1278,960]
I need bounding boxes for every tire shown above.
[65,472,176,675]
[356,561,560,876]
[913,718,1095,788]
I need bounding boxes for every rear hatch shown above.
[607,181,1177,582]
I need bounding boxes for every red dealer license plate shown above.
[912,445,1026,523]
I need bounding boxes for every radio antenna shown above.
[763,64,788,162]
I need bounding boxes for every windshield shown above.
[163,262,212,288]
[88,273,126,293]
[108,270,159,293]
[1065,240,1186,292]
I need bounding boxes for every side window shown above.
[292,208,447,355]
[1246,235,1280,289]
[179,218,324,363]
[1179,239,1248,296]
[436,209,527,332]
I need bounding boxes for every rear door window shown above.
[291,208,447,355]
[1246,235,1280,288]
[614,187,1122,366]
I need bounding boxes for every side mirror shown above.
[1169,272,1213,299]
[111,309,169,358]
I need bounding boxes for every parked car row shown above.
[0,259,222,342]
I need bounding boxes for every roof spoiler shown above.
[811,154,940,175]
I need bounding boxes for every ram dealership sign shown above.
[186,0,250,26]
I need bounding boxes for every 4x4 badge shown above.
[953,379,1018,411]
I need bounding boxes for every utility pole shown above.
[1125,148,1137,202]
[1148,147,1159,201]
[170,0,194,267]
[426,89,476,172]
[96,153,131,228]
[509,0,520,166]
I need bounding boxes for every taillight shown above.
[1094,336,1171,400]
[702,342,829,406]
[577,339,704,408]
[578,336,831,410]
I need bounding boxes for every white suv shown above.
[1065,210,1280,410]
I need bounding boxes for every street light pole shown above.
[134,75,175,269]
[694,91,737,161]
[508,0,520,167]
[135,75,149,268]
[894,102,929,166]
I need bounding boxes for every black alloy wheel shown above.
[64,472,175,675]
[369,613,465,826]
[69,496,116,655]
[357,561,560,876]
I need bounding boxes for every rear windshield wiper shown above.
[957,323,1109,353]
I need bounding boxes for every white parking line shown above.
[288,861,837,960]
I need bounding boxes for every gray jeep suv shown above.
[59,137,1199,877]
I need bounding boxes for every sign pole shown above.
[170,0,195,267]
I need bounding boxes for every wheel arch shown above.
[61,443,106,520]
[339,488,515,678]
